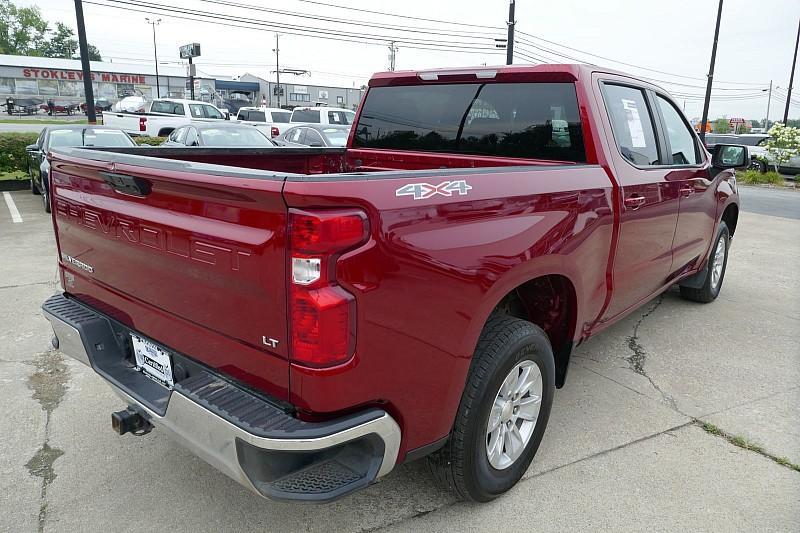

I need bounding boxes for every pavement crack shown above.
[0,280,55,290]
[698,421,800,473]
[26,349,70,533]
[624,295,680,412]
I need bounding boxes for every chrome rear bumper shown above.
[43,293,401,502]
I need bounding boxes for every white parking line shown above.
[3,192,23,223]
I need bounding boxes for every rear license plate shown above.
[131,334,174,387]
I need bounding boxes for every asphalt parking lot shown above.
[1,185,798,532]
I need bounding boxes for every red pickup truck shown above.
[42,64,746,503]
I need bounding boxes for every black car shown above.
[27,126,136,212]
[161,123,277,147]
[277,124,350,148]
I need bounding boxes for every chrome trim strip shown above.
[44,309,402,498]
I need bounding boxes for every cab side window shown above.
[603,84,661,166]
[656,95,700,165]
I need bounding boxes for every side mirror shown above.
[307,141,324,147]
[711,144,749,169]
[26,144,39,152]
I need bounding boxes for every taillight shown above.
[271,126,280,137]
[288,209,368,368]
[139,117,147,132]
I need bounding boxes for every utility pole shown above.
[388,41,398,71]
[506,0,515,65]
[765,80,773,130]
[783,18,799,124]
[145,18,161,98]
[73,0,96,124]
[699,0,724,143]
[273,34,281,108]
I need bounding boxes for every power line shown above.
[515,29,766,87]
[195,0,503,39]
[86,0,506,56]
[514,41,768,94]
[96,0,498,49]
[294,0,504,31]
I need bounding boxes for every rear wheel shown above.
[680,222,729,303]
[427,315,555,502]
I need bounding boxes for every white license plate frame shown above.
[131,334,174,387]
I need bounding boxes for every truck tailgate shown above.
[49,150,290,398]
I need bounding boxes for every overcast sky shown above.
[24,0,800,121]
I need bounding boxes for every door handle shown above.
[624,195,646,210]
[679,186,694,197]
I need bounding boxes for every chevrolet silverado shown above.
[42,64,746,503]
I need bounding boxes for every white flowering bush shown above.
[764,123,800,172]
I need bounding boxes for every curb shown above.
[0,180,29,192]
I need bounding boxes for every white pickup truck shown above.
[101,98,228,137]
[235,106,292,138]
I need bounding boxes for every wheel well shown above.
[491,274,576,387]
[157,128,174,137]
[722,203,739,237]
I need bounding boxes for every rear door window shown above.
[353,82,585,162]
[602,84,661,166]
[184,127,199,146]
[327,111,349,125]
[189,104,205,118]
[286,128,304,143]
[305,129,325,146]
[151,101,184,115]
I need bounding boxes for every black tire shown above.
[427,315,555,502]
[747,159,766,173]
[29,163,40,195]
[41,179,51,213]
[679,221,730,303]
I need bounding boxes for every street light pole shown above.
[700,0,724,143]
[783,18,799,124]
[145,18,161,98]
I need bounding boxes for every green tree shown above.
[764,123,800,172]
[39,21,77,58]
[0,1,102,59]
[713,118,730,133]
[0,0,49,55]
[80,43,102,61]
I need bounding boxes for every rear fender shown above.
[458,255,583,365]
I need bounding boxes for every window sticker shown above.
[621,98,647,148]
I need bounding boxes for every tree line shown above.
[0,0,102,60]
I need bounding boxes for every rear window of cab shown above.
[353,82,585,162]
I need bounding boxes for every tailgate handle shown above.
[101,172,152,197]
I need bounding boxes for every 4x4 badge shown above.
[395,180,472,200]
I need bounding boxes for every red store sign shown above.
[22,68,146,84]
